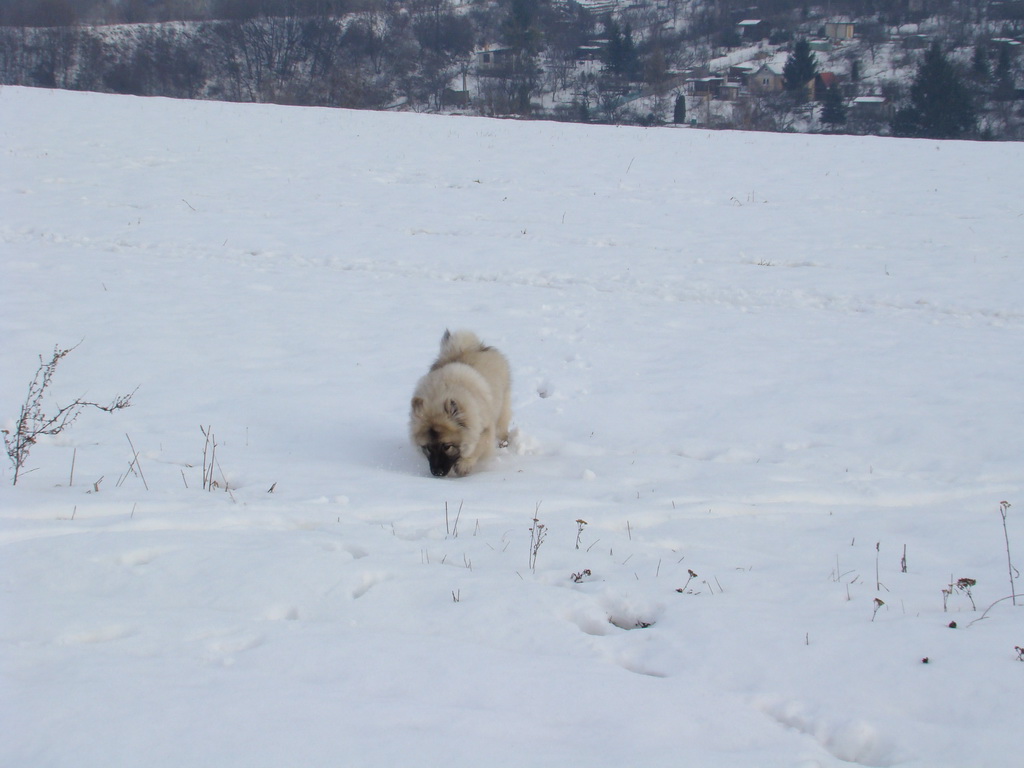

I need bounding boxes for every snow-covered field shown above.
[2,86,1022,767]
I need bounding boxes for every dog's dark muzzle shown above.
[427,448,456,477]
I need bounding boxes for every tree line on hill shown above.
[1,0,1021,139]
[1,0,483,109]
[778,35,982,139]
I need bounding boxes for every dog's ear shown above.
[444,399,460,418]
[411,397,424,414]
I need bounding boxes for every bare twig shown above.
[528,503,546,572]
[200,425,217,491]
[126,434,148,490]
[999,501,1017,607]
[944,577,977,612]
[570,569,592,583]
[117,433,149,490]
[676,569,698,594]
[872,597,885,622]
[216,456,233,500]
[966,594,1018,628]
[875,542,889,592]
[3,344,135,485]
[575,518,587,550]
[452,500,463,538]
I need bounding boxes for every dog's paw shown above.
[500,428,519,451]
[505,428,538,455]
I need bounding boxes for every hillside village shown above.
[1,0,1022,138]
[461,0,1024,137]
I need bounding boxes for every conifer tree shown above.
[783,39,818,96]
[994,44,1015,101]
[502,0,542,57]
[604,19,639,80]
[892,42,975,139]
[673,94,686,124]
[820,83,846,129]
[972,45,990,80]
[498,0,543,115]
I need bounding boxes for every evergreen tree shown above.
[971,45,990,80]
[604,19,638,80]
[995,44,1012,81]
[783,39,818,96]
[820,83,846,129]
[673,94,686,124]
[621,23,637,79]
[892,42,976,139]
[497,0,544,115]
[994,44,1015,101]
[501,0,543,57]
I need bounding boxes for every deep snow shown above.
[2,86,1023,767]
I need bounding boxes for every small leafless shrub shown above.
[570,569,592,583]
[528,504,546,572]
[3,344,135,485]
[675,569,699,594]
[871,597,886,622]
[943,577,977,612]
[574,518,587,549]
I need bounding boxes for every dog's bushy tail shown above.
[436,329,487,366]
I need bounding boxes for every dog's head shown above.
[410,397,469,477]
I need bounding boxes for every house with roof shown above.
[747,62,785,93]
[851,95,892,120]
[736,20,770,41]
[473,46,514,74]
[729,63,759,86]
[903,34,930,50]
[689,76,726,98]
[825,22,856,40]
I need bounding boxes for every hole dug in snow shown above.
[608,613,656,630]
[564,591,662,635]
[602,592,662,631]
